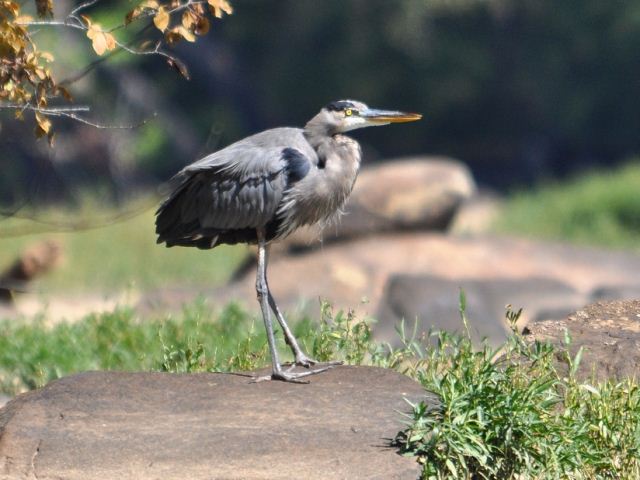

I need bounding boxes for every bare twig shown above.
[0,103,152,129]
[0,196,160,237]
[70,0,101,17]
[0,104,90,112]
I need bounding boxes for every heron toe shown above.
[274,365,336,382]
[251,364,338,383]
[293,352,319,368]
[288,357,344,370]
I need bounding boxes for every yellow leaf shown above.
[86,23,102,40]
[40,51,55,62]
[141,0,159,8]
[35,111,51,134]
[4,2,19,17]
[56,86,73,102]
[81,14,92,29]
[177,26,195,42]
[182,10,196,29]
[153,7,170,32]
[15,15,34,24]
[195,16,210,36]
[35,0,53,18]
[125,7,141,25]
[208,0,233,18]
[164,30,182,46]
[85,22,115,55]
[104,32,117,51]
[92,32,108,55]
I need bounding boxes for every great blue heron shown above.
[156,100,421,382]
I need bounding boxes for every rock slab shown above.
[376,274,584,346]
[0,366,431,480]
[525,300,640,381]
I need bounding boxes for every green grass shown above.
[495,160,640,250]
[0,299,376,395]
[1,297,640,478]
[0,300,270,394]
[0,205,247,291]
[389,298,640,479]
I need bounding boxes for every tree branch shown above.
[0,103,153,129]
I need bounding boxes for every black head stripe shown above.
[325,100,356,112]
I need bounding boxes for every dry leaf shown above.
[35,111,51,134]
[15,15,34,24]
[182,10,196,29]
[167,58,190,80]
[40,51,54,62]
[3,1,19,17]
[35,0,53,18]
[141,0,160,8]
[153,7,170,32]
[195,16,210,36]
[177,26,195,42]
[82,14,93,29]
[56,86,73,102]
[208,0,233,18]
[165,30,182,46]
[86,23,116,55]
[91,32,108,55]
[104,32,116,51]
[125,7,141,25]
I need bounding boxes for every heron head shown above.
[317,100,422,134]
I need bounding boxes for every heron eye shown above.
[345,108,353,117]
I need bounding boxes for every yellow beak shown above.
[361,109,423,124]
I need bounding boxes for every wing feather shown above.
[156,127,316,248]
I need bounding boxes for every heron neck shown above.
[303,115,336,150]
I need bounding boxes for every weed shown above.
[1,297,640,478]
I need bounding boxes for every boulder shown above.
[0,240,62,305]
[0,366,433,480]
[524,300,640,381]
[449,190,503,235]
[376,275,583,346]
[282,157,476,250]
[154,233,640,344]
[589,285,640,303]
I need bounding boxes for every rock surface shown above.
[525,300,640,381]
[376,275,584,346]
[0,240,62,305]
[140,233,640,344]
[281,157,475,250]
[0,366,432,480]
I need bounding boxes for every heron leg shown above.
[267,292,318,367]
[252,232,338,383]
[255,235,282,377]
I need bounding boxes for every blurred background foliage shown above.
[3,0,640,207]
[1,0,639,294]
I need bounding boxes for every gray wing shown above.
[156,128,314,248]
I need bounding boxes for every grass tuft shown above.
[391,300,640,479]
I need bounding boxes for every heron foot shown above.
[287,357,344,370]
[251,364,338,384]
